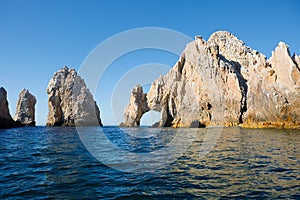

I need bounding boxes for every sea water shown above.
[0,126,299,199]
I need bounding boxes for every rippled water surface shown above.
[0,126,299,199]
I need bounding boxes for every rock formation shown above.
[122,31,300,128]
[46,66,103,126]
[0,87,22,128]
[120,85,149,127]
[14,89,36,126]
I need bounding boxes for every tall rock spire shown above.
[14,89,36,126]
[0,87,22,128]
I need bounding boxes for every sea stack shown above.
[122,31,300,129]
[46,66,103,126]
[120,85,149,127]
[14,89,36,126]
[0,87,21,128]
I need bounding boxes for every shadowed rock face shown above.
[0,87,22,128]
[46,66,103,127]
[122,31,300,129]
[14,89,36,126]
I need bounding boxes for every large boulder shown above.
[46,66,103,126]
[14,89,36,126]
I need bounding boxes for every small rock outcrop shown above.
[46,66,103,126]
[14,89,36,126]
[0,87,22,128]
[120,85,149,127]
[122,31,300,129]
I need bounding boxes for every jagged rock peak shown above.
[268,41,300,88]
[46,66,103,126]
[122,31,300,129]
[0,87,14,125]
[208,31,244,44]
[0,87,22,128]
[14,89,36,126]
[120,85,149,127]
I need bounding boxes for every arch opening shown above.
[140,110,161,127]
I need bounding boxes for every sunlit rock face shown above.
[122,31,300,128]
[14,89,36,126]
[120,85,149,127]
[46,66,103,127]
[207,32,300,128]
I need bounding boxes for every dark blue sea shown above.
[0,126,299,199]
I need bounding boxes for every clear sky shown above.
[0,0,299,126]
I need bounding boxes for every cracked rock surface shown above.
[123,31,300,128]
[14,89,36,126]
[46,66,103,126]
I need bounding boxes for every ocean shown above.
[0,126,299,199]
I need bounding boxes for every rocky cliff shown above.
[46,66,103,126]
[0,87,22,128]
[122,31,300,128]
[14,89,36,126]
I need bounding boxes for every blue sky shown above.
[0,0,299,125]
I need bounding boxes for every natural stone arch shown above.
[122,31,300,129]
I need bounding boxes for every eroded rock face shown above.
[146,33,245,127]
[122,31,300,128]
[46,66,103,126]
[121,85,149,127]
[14,89,36,126]
[208,32,300,128]
[0,87,21,128]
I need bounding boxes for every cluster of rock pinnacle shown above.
[1,31,299,129]
[0,88,36,128]
[0,66,102,128]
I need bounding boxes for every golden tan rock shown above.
[122,31,300,129]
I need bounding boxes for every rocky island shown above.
[46,66,103,126]
[122,31,300,129]
[0,87,36,128]
[0,87,20,128]
[14,89,36,126]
